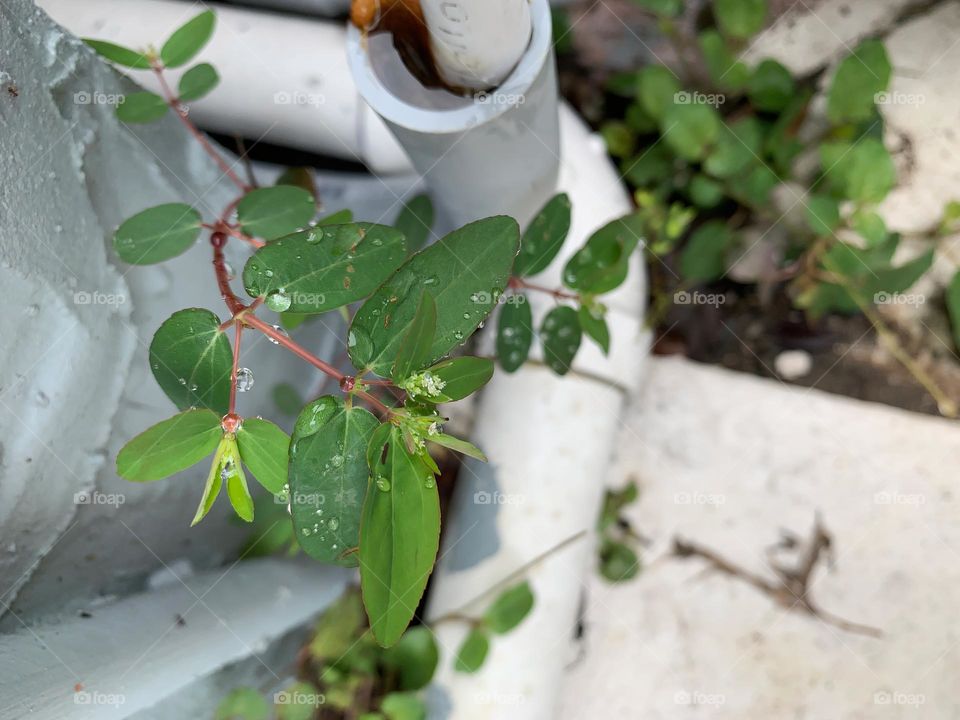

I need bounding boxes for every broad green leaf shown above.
[638,65,682,122]
[805,195,841,237]
[541,306,582,376]
[562,214,641,293]
[380,692,427,720]
[309,587,366,660]
[381,626,439,691]
[117,409,221,481]
[485,581,534,634]
[689,174,725,209]
[698,30,749,91]
[827,40,891,124]
[947,271,960,352]
[393,195,434,254]
[349,216,520,377]
[601,121,635,158]
[237,185,315,241]
[114,203,201,265]
[83,39,152,69]
[236,418,289,494]
[273,383,303,415]
[515,193,572,277]
[360,426,441,647]
[150,308,232,414]
[178,62,219,101]
[631,0,683,16]
[748,59,794,112]
[599,539,640,582]
[703,117,762,179]
[220,436,253,522]
[821,138,895,203]
[317,208,353,226]
[496,296,534,373]
[454,628,489,673]
[661,102,721,161]
[413,356,494,402]
[161,10,215,68]
[215,687,269,720]
[428,433,486,462]
[193,435,229,525]
[578,304,610,354]
[289,396,379,565]
[680,220,731,281]
[714,0,767,39]
[116,91,168,124]
[393,292,437,382]
[243,223,406,313]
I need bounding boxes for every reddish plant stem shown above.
[212,234,247,315]
[229,324,243,415]
[508,276,579,301]
[151,64,250,192]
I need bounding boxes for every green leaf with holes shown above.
[714,0,767,39]
[116,92,168,124]
[113,203,201,265]
[289,396,379,566]
[83,39,152,69]
[236,418,289,494]
[243,224,406,313]
[454,628,490,673]
[827,40,891,124]
[237,185,316,241]
[393,195,435,254]
[349,216,520,377]
[360,425,440,647]
[161,10,215,68]
[178,62,219,101]
[392,292,437,382]
[485,581,534,633]
[541,306,582,375]
[562,214,641,294]
[496,296,534,372]
[117,409,221,481]
[514,193,572,277]
[150,308,233,414]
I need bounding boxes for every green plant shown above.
[604,0,960,415]
[90,12,641,650]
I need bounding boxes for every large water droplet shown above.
[327,517,340,530]
[376,477,391,492]
[267,325,288,345]
[266,289,291,312]
[236,367,254,392]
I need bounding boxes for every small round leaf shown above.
[113,203,201,265]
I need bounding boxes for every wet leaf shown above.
[562,214,641,293]
[393,194,434,254]
[415,356,494,402]
[237,185,315,241]
[541,306,582,376]
[236,418,289,494]
[496,296,534,373]
[514,193,571,277]
[113,203,201,265]
[116,409,221,481]
[392,292,437,382]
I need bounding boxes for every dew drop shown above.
[376,477,391,492]
[267,325,288,345]
[236,367,255,392]
[266,289,291,312]
[327,517,340,530]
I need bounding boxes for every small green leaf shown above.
[83,39,152,68]
[703,117,762,179]
[393,292,437,382]
[317,208,353,226]
[822,138,895,203]
[601,121,635,158]
[541,306,582,376]
[599,539,640,582]
[116,409,221,481]
[416,357,494,402]
[661,102,721,161]
[638,65,681,121]
[454,629,490,673]
[485,581,534,634]
[714,0,767,39]
[748,59,794,113]
[219,435,253,522]
[113,203,201,265]
[380,692,427,720]
[272,383,303,415]
[562,214,641,293]
[289,396,379,566]
[827,40,891,124]
[243,224,406,313]
[381,627,439,691]
[161,10,215,68]
[349,216,520,377]
[726,164,779,207]
[236,418,289,494]
[393,195,435,254]
[805,195,841,237]
[178,62,219,101]
[947,271,960,353]
[237,185,315,241]
[853,210,888,246]
[514,193,572,277]
[698,30,749,91]
[428,433,486,462]
[578,304,610,354]
[309,587,366,660]
[150,308,233,414]
[598,481,640,531]
[689,174,725,209]
[192,435,229,525]
[622,143,675,187]
[680,220,731,282]
[497,296,534,373]
[215,687,269,720]
[116,91,168,124]
[360,426,441,647]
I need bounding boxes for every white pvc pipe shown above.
[420,0,532,91]
[36,0,412,175]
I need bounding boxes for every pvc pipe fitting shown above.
[347,0,559,228]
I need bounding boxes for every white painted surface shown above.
[559,357,960,719]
